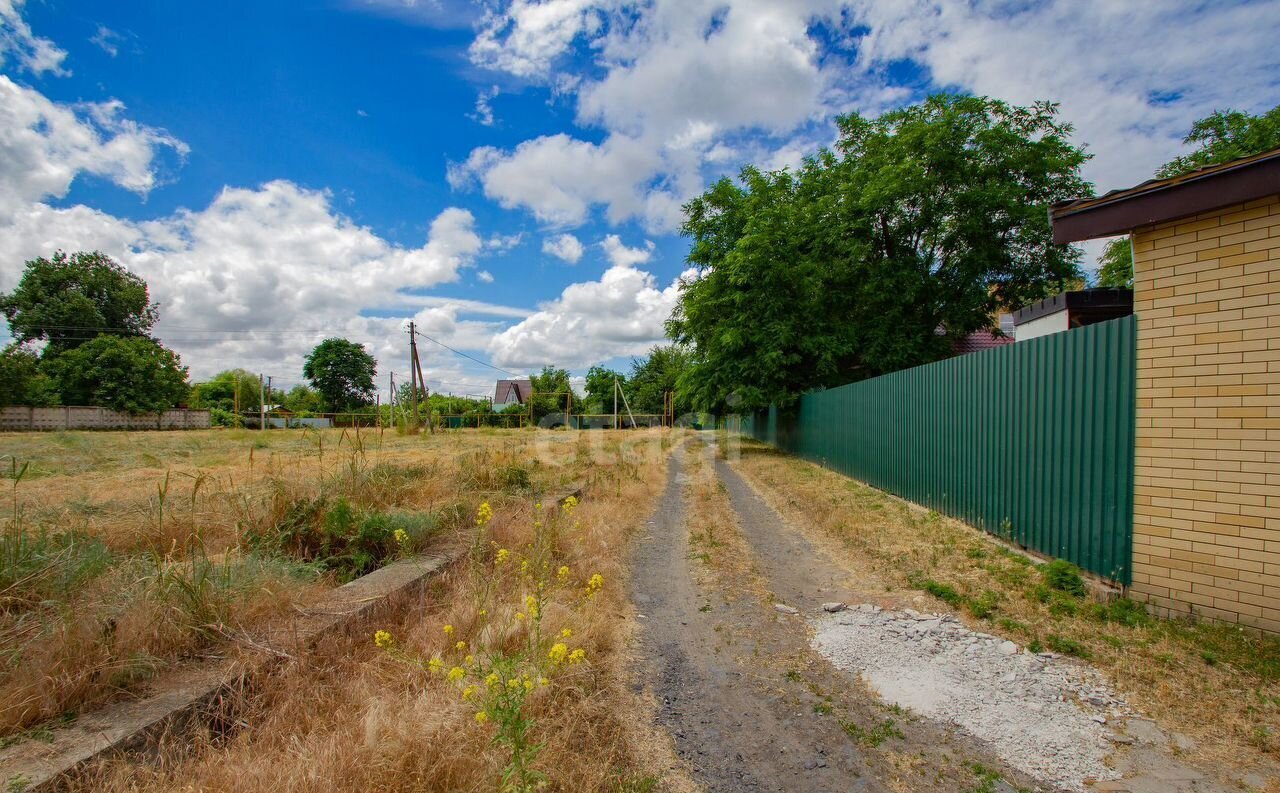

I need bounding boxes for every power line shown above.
[412,329,520,378]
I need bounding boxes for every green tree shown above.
[528,366,575,421]
[0,251,157,356]
[1095,238,1134,289]
[302,338,376,412]
[281,384,325,414]
[628,345,691,415]
[0,344,59,406]
[582,366,625,414]
[189,368,267,413]
[42,335,188,413]
[669,94,1089,411]
[1157,105,1280,178]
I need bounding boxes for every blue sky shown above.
[1,0,1277,397]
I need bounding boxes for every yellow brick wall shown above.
[1130,194,1280,633]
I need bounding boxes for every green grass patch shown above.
[838,718,904,747]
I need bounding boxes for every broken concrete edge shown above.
[0,550,464,792]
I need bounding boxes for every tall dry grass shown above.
[0,428,571,738]
[729,440,1280,784]
[63,429,687,792]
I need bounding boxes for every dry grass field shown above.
[2,426,685,792]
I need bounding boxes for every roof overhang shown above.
[1050,148,1280,244]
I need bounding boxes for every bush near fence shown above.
[740,315,1136,584]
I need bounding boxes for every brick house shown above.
[1051,148,1280,632]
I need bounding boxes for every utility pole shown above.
[259,374,265,431]
[407,323,421,431]
[389,372,397,428]
[613,378,619,430]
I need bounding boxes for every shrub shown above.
[967,590,1000,619]
[1041,559,1086,598]
[1087,597,1151,628]
[1045,634,1091,658]
[922,579,963,607]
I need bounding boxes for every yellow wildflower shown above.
[475,711,489,724]
[523,678,534,691]
[586,573,604,597]
[535,502,542,511]
[393,528,410,547]
[455,640,467,652]
[373,630,393,649]
[443,624,455,637]
[495,548,510,565]
[464,654,475,665]
[560,628,572,639]
[557,566,570,583]
[516,612,526,621]
[479,609,488,617]
[447,666,465,683]
[538,677,549,687]
[462,685,477,701]
[562,495,578,513]
[427,657,443,675]
[507,678,521,691]
[568,648,586,664]
[525,594,539,618]
[476,502,494,526]
[520,559,530,575]
[547,642,568,664]
[485,672,501,690]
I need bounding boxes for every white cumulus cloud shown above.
[542,232,584,263]
[599,234,653,267]
[0,0,68,75]
[487,263,692,369]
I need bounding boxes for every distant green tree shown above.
[1157,105,1280,178]
[302,338,377,412]
[0,344,59,406]
[528,366,575,421]
[189,368,266,413]
[1095,239,1134,289]
[670,94,1089,411]
[281,384,325,415]
[628,345,692,415]
[42,335,188,413]
[583,365,625,414]
[0,251,157,356]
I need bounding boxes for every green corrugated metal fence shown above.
[742,315,1135,584]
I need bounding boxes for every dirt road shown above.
[628,440,1036,793]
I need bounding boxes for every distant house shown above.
[493,379,532,409]
[1013,288,1133,342]
[947,313,1016,356]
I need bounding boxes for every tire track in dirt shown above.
[629,441,1035,793]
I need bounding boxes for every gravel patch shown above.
[812,604,1130,791]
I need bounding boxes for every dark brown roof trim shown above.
[1049,147,1280,243]
[1013,288,1133,325]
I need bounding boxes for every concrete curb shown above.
[0,551,461,791]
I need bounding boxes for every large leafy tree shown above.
[669,94,1089,411]
[1157,105,1280,178]
[0,251,158,356]
[302,338,376,412]
[42,335,188,413]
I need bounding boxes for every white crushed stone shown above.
[811,604,1130,792]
